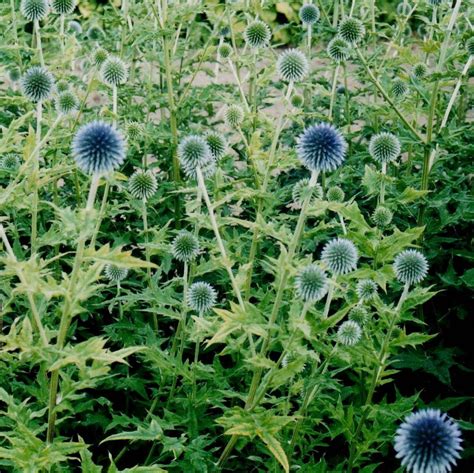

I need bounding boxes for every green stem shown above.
[31,101,42,254]
[10,0,22,67]
[329,64,340,121]
[34,20,44,68]
[380,162,387,204]
[322,280,334,319]
[142,199,152,281]
[89,180,110,249]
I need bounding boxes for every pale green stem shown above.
[112,85,118,127]
[31,101,42,254]
[322,280,334,318]
[380,162,387,204]
[89,181,110,249]
[10,0,22,67]
[34,20,44,67]
[329,64,340,121]
[228,59,251,113]
[60,15,65,53]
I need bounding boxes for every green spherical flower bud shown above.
[1,154,20,171]
[205,131,227,159]
[369,132,401,164]
[392,79,408,99]
[188,281,217,313]
[394,249,429,285]
[397,1,412,16]
[225,104,244,128]
[51,0,76,15]
[292,178,323,206]
[21,0,49,21]
[8,68,21,83]
[171,230,200,262]
[56,90,79,115]
[412,62,428,80]
[126,121,144,141]
[67,20,82,35]
[87,25,104,41]
[128,169,157,200]
[356,279,378,301]
[327,37,351,63]
[290,93,304,108]
[321,238,358,275]
[101,56,128,86]
[244,20,271,48]
[338,17,365,44]
[178,135,214,178]
[299,4,320,25]
[218,43,232,59]
[104,264,128,283]
[295,264,329,302]
[277,49,309,83]
[349,305,369,326]
[326,185,345,202]
[56,80,69,93]
[466,37,474,56]
[372,206,393,228]
[21,66,55,102]
[93,48,109,68]
[337,320,362,345]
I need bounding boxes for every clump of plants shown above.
[0,0,472,471]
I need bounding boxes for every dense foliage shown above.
[0,0,472,471]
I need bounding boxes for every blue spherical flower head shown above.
[394,409,463,473]
[321,238,358,275]
[297,123,347,172]
[72,121,126,175]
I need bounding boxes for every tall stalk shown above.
[34,20,45,67]
[31,101,42,253]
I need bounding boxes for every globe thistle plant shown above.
[277,49,309,83]
[67,20,82,35]
[51,0,76,15]
[292,178,323,206]
[296,123,347,173]
[394,409,463,473]
[326,186,345,202]
[104,264,128,283]
[394,250,429,285]
[412,62,428,80]
[178,135,213,178]
[372,206,393,228]
[55,90,79,115]
[205,131,227,159]
[20,0,49,21]
[369,133,401,163]
[21,66,55,102]
[93,48,109,68]
[299,4,320,25]
[8,68,21,83]
[338,17,366,44]
[171,230,200,263]
[244,20,271,48]
[187,282,217,313]
[397,1,412,16]
[72,121,126,175]
[321,238,358,275]
[87,25,104,42]
[1,154,20,171]
[290,93,304,108]
[218,43,232,59]
[349,306,369,326]
[101,56,128,86]
[337,320,362,346]
[467,37,474,56]
[327,37,351,63]
[295,264,329,302]
[128,169,158,201]
[224,104,244,128]
[356,279,378,302]
[392,79,408,98]
[56,80,69,93]
[126,121,144,141]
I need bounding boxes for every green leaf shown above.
[258,431,289,473]
[101,419,164,443]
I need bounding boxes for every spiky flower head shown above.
[299,4,320,25]
[67,20,82,35]
[428,0,443,5]
[51,0,76,15]
[356,279,378,302]
[295,264,329,302]
[126,121,144,140]
[372,206,393,228]
[128,169,157,200]
[21,0,49,21]
[412,62,428,80]
[104,264,128,283]
[327,37,351,63]
[277,49,309,83]
[21,66,55,102]
[392,79,408,98]
[321,238,358,275]
[8,68,21,83]
[205,131,227,159]
[188,282,217,313]
[56,80,69,93]
[326,185,345,202]
[220,26,230,37]
[349,305,369,326]
[218,43,232,59]
[297,123,347,172]
[171,230,200,262]
[337,85,346,94]
[244,20,271,48]
[178,135,213,178]
[1,154,20,171]
[394,409,463,473]
[338,17,365,44]
[290,93,304,108]
[93,48,108,68]
[87,25,104,41]
[292,178,323,206]
[466,37,474,56]
[56,90,79,115]
[72,121,126,175]
[101,56,128,86]
[337,320,362,345]
[369,132,401,164]
[224,104,244,128]
[397,1,412,16]
[394,249,429,285]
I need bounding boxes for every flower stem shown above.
[34,20,44,67]
[380,161,387,204]
[329,64,340,121]
[89,180,110,249]
[31,101,42,254]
